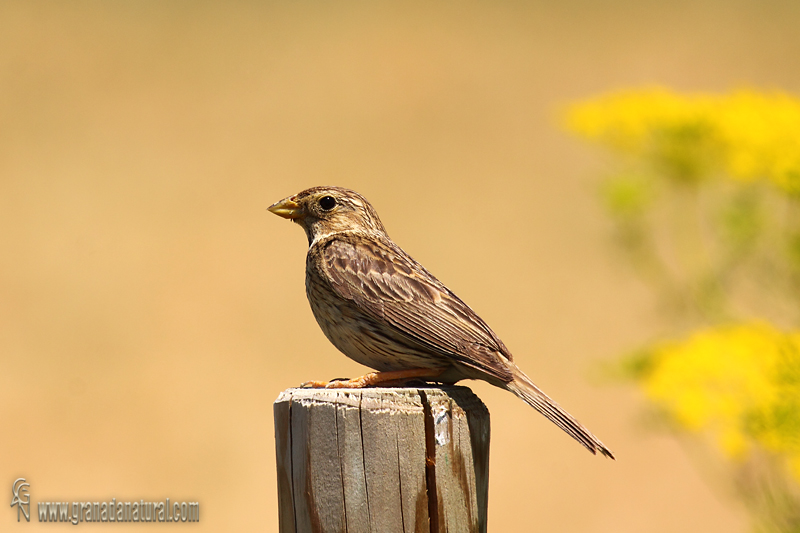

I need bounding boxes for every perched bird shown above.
[269,186,614,458]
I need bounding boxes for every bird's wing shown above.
[318,235,515,383]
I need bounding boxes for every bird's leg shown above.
[301,367,447,389]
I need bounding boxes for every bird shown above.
[268,186,614,458]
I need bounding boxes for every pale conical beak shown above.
[268,196,304,219]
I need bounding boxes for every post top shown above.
[275,385,488,414]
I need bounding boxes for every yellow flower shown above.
[565,88,800,194]
[643,323,800,474]
[566,87,701,151]
[715,92,800,194]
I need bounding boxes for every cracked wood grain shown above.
[274,386,489,533]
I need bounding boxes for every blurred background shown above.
[3,1,800,531]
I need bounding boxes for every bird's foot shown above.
[300,368,447,389]
[300,377,349,388]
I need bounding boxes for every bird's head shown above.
[268,186,387,245]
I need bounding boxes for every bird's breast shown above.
[303,254,448,372]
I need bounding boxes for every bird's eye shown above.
[319,196,337,211]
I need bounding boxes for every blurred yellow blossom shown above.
[566,88,706,152]
[566,88,800,194]
[639,323,800,478]
[570,87,800,530]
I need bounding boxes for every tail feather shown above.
[505,367,615,459]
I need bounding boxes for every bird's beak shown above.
[268,196,304,219]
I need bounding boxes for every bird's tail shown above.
[504,365,615,459]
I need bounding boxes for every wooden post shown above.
[274,386,490,533]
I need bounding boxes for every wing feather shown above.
[318,235,514,383]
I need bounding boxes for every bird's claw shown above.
[299,375,375,389]
[299,380,329,388]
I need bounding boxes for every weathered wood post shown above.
[274,386,490,533]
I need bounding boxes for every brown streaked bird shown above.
[269,186,614,458]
